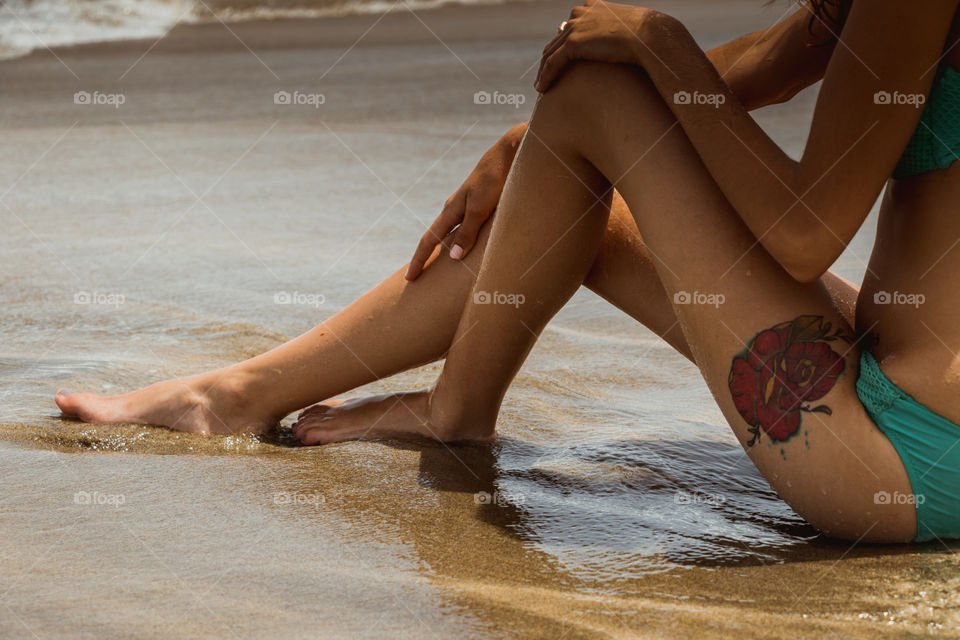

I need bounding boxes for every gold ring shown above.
[557,20,568,34]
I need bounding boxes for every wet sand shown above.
[1,0,958,637]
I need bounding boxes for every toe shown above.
[293,415,315,438]
[296,416,334,445]
[297,424,322,445]
[55,390,84,417]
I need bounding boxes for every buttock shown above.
[857,350,960,542]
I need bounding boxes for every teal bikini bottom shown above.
[857,351,960,542]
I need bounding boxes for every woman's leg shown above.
[302,62,915,542]
[293,119,623,442]
[55,189,688,434]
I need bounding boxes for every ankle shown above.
[426,388,497,443]
[191,369,256,415]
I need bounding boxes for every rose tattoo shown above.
[728,315,853,447]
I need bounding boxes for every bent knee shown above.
[537,61,662,120]
[532,61,678,168]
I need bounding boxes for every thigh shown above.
[584,193,693,359]
[586,195,862,364]
[549,62,915,541]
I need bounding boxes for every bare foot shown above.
[54,372,276,435]
[293,390,492,445]
[293,391,433,444]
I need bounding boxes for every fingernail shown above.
[56,389,70,397]
[449,244,464,260]
[404,266,413,279]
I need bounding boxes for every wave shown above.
[0,0,192,59]
[0,0,515,60]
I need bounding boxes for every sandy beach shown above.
[0,0,958,637]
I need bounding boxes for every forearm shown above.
[704,11,834,111]
[705,32,775,111]
[634,14,815,278]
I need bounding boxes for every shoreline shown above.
[10,0,565,62]
[8,0,773,62]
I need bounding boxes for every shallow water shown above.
[1,1,958,637]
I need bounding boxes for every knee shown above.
[531,61,672,159]
[534,61,654,121]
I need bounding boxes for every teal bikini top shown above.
[892,65,960,179]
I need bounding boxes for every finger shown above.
[541,20,573,55]
[536,44,573,93]
[407,227,451,281]
[449,197,488,259]
[406,193,465,280]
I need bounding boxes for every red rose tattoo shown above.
[728,315,853,446]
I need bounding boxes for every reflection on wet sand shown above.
[4,416,955,637]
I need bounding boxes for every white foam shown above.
[0,0,194,60]
[185,0,513,24]
[0,0,524,60]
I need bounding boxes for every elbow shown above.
[784,262,827,284]
[773,226,834,284]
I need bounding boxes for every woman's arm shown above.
[704,5,836,111]
[538,0,959,282]
[408,9,840,280]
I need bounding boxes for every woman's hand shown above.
[535,0,662,92]
[405,124,526,281]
